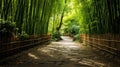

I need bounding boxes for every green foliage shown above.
[63,17,80,35]
[73,34,80,41]
[71,25,79,35]
[52,31,62,41]
[18,31,29,40]
[75,0,120,34]
[0,19,16,33]
[0,0,56,35]
[64,25,79,35]
[0,19,17,42]
[0,0,119,39]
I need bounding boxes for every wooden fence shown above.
[0,34,51,56]
[80,34,120,57]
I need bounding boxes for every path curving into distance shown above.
[1,36,119,67]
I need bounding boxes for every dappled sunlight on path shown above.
[2,36,119,67]
[36,36,108,67]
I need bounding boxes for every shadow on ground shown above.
[1,36,120,67]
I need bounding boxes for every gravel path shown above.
[0,36,120,67]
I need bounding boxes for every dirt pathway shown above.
[1,36,119,67]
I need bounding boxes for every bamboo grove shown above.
[75,0,120,34]
[0,0,64,35]
[0,0,120,37]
